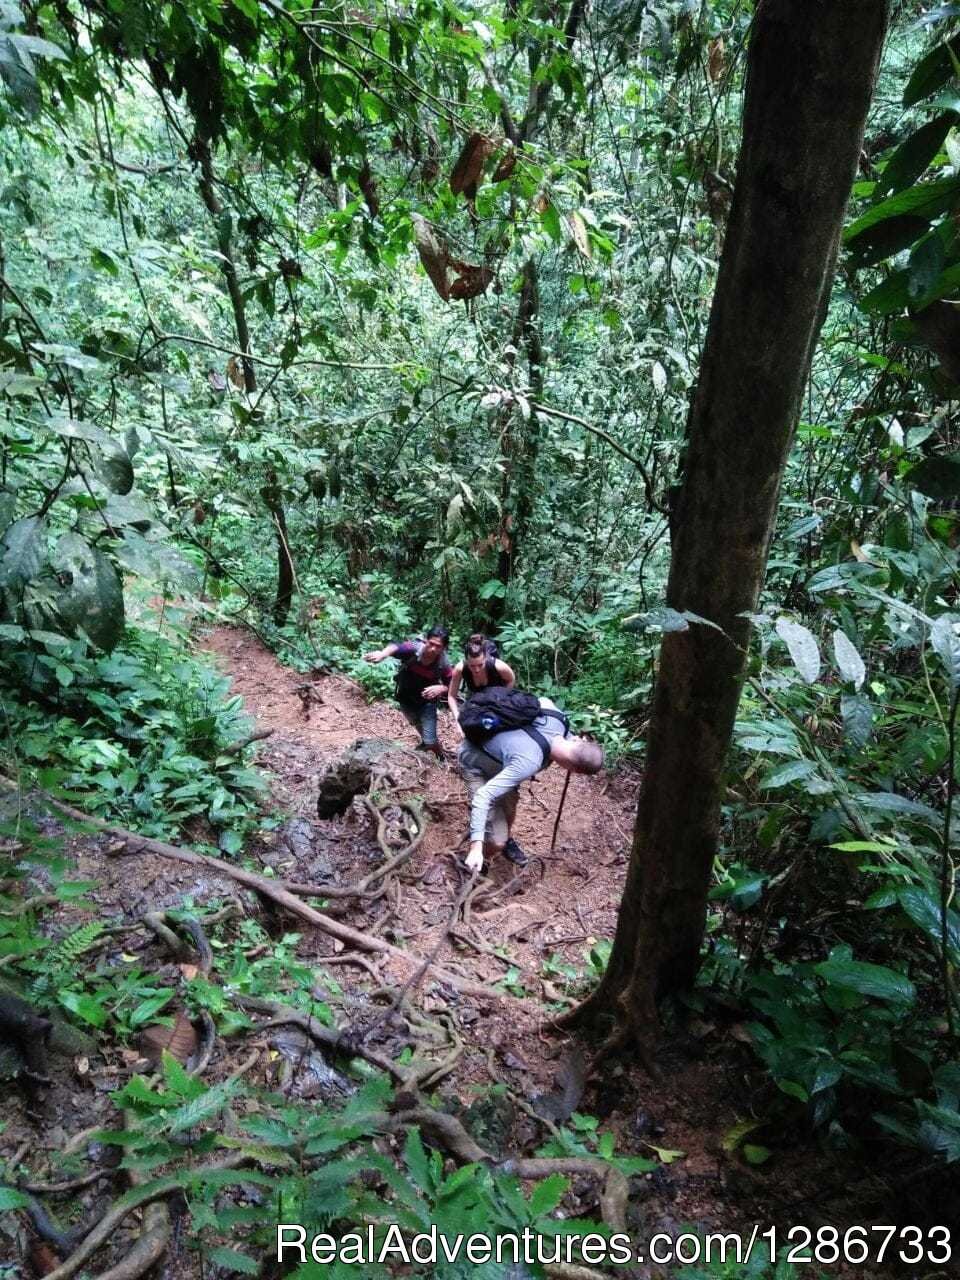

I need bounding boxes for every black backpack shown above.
[459,687,568,766]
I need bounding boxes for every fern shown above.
[53,920,105,966]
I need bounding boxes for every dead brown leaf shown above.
[450,132,493,196]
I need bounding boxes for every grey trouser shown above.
[458,744,518,847]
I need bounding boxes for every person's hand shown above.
[421,684,445,700]
[465,841,484,873]
[363,650,383,663]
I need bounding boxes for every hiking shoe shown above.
[502,837,529,867]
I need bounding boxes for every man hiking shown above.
[458,689,604,871]
[363,626,452,759]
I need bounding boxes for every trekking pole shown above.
[551,771,571,853]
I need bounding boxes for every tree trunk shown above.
[195,138,295,628]
[573,0,890,1042]
[487,259,544,629]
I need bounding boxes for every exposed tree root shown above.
[34,1157,248,1280]
[234,994,409,1083]
[87,1201,170,1280]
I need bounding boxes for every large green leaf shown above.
[45,532,124,651]
[841,693,874,750]
[845,175,960,247]
[897,886,960,963]
[814,957,916,1005]
[98,442,135,495]
[875,114,955,199]
[929,614,960,687]
[860,261,960,315]
[775,617,820,683]
[904,35,960,107]
[0,515,45,589]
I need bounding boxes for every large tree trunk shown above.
[574,0,890,1042]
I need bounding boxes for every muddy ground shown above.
[0,626,947,1279]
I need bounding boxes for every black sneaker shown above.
[503,837,529,867]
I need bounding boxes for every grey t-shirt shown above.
[459,697,567,842]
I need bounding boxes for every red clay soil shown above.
[0,626,937,1279]
[195,628,927,1278]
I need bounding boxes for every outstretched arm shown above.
[362,642,399,663]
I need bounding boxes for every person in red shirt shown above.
[362,626,452,758]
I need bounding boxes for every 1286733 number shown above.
[775,1225,952,1266]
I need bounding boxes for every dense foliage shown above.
[2,0,960,1272]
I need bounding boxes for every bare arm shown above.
[447,665,464,722]
[362,642,399,663]
[496,660,516,688]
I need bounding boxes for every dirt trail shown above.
[201,626,636,1058]
[198,630,912,1272]
[0,627,905,1276]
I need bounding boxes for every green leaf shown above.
[853,791,939,821]
[897,886,960,962]
[760,759,817,789]
[99,443,134,496]
[845,175,960,246]
[478,578,506,600]
[540,201,563,243]
[90,247,120,277]
[58,989,108,1027]
[832,629,865,689]
[204,1247,260,1275]
[875,115,955,199]
[742,1143,772,1166]
[775,617,821,683]
[0,515,44,588]
[841,693,874,750]
[167,1080,237,1134]
[43,532,124,652]
[860,261,960,315]
[129,991,175,1027]
[908,232,947,301]
[0,1186,30,1210]
[403,1126,433,1193]
[929,614,960,687]
[904,35,960,107]
[162,1049,205,1098]
[528,1172,568,1216]
[814,957,916,1004]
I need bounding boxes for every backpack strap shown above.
[478,710,569,770]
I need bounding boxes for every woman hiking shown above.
[447,633,516,740]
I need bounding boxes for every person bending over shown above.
[459,695,603,870]
[447,634,516,738]
[363,626,452,758]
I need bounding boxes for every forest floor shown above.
[1,626,929,1278]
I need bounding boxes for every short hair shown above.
[570,738,604,773]
[426,625,450,645]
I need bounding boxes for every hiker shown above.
[457,687,604,871]
[362,626,452,758]
[447,633,516,738]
